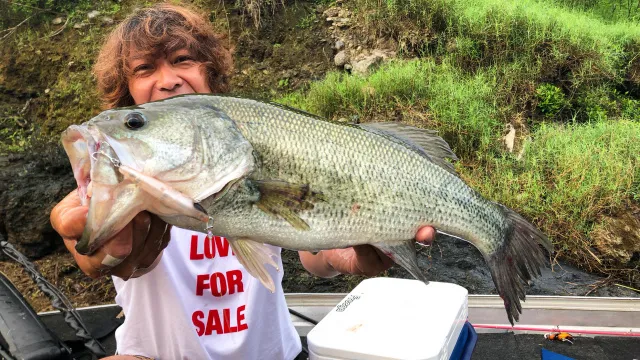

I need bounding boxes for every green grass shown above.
[353,0,640,123]
[555,0,640,23]
[278,50,639,279]
[279,59,501,158]
[357,0,640,57]
[459,119,640,271]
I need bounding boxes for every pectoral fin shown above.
[252,180,324,231]
[229,239,280,292]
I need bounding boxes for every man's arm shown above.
[299,226,436,277]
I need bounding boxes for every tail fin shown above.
[486,204,553,325]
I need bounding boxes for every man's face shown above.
[127,47,212,105]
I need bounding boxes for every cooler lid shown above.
[307,278,469,360]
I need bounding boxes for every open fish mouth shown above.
[61,123,213,255]
[61,124,129,255]
[61,125,122,206]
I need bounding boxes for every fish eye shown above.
[124,112,146,130]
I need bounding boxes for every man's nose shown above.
[156,63,183,91]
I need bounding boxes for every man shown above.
[51,3,435,359]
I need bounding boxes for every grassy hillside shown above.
[278,0,640,285]
[1,0,638,287]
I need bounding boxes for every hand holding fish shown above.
[50,189,171,280]
[301,227,436,277]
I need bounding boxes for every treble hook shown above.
[204,216,215,240]
[91,150,121,168]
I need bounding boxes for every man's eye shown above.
[175,56,194,64]
[133,64,152,73]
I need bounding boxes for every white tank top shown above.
[112,227,301,359]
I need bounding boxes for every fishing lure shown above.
[544,332,574,344]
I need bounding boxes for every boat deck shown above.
[38,294,640,360]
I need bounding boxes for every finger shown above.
[370,246,395,268]
[415,226,436,245]
[51,190,88,239]
[135,215,170,269]
[109,213,152,280]
[85,222,135,275]
[145,215,170,252]
[130,250,164,278]
[111,213,171,280]
[129,221,171,278]
[56,206,89,239]
[351,245,390,276]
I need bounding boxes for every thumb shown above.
[52,204,89,239]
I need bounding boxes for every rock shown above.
[7,154,23,162]
[323,7,340,18]
[102,17,114,25]
[334,50,348,67]
[338,9,351,18]
[344,63,352,71]
[335,40,345,50]
[335,18,350,28]
[73,22,87,29]
[0,150,77,258]
[280,69,298,79]
[591,211,640,265]
[52,17,64,25]
[503,123,516,152]
[352,54,383,75]
[87,10,100,20]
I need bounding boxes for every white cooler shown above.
[307,278,469,360]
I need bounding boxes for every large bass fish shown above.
[62,94,552,324]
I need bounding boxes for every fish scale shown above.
[63,94,552,324]
[213,98,481,242]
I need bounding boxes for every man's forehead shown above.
[127,44,192,60]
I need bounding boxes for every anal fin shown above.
[229,239,280,293]
[374,240,429,284]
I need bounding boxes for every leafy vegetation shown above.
[459,120,639,276]
[280,59,500,158]
[277,0,640,282]
[1,0,638,284]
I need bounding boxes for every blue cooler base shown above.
[450,322,478,360]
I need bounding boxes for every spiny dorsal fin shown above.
[252,179,325,231]
[359,122,459,175]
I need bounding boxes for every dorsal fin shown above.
[358,122,459,175]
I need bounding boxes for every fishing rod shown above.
[0,235,106,359]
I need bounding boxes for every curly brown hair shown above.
[93,3,233,109]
